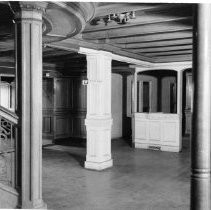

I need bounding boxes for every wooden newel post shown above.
[191,4,211,210]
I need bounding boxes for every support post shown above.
[177,70,183,115]
[177,70,183,151]
[132,71,138,114]
[14,2,47,209]
[191,4,211,210]
[131,70,137,146]
[84,51,113,170]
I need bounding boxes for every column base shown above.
[19,200,47,209]
[33,201,47,209]
[85,159,113,171]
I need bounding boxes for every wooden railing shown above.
[0,105,18,188]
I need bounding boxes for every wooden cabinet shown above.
[42,76,87,141]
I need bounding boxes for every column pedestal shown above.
[85,118,113,170]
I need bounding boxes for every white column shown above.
[177,70,183,151]
[85,51,113,170]
[131,70,137,146]
[132,71,138,113]
[13,2,47,209]
[177,70,183,115]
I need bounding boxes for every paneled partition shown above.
[133,113,181,152]
[131,63,191,152]
[42,76,87,141]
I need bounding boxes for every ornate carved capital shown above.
[9,2,48,20]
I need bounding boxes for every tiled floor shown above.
[42,138,190,210]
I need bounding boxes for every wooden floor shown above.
[42,138,190,210]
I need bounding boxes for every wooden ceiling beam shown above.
[132,45,192,53]
[153,54,192,62]
[85,8,192,33]
[145,49,192,56]
[51,38,154,62]
[95,3,165,17]
[83,18,192,40]
[119,38,192,48]
[106,30,192,44]
[43,53,85,63]
[43,50,75,58]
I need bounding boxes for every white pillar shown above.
[177,70,183,151]
[84,51,113,170]
[177,70,183,115]
[13,2,47,209]
[131,70,137,146]
[132,71,138,113]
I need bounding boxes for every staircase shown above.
[0,105,19,209]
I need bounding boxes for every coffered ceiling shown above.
[81,2,193,63]
[0,2,194,69]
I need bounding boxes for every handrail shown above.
[0,105,18,124]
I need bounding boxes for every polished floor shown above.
[42,138,190,210]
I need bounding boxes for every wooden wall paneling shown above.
[72,112,86,138]
[54,111,69,139]
[72,77,87,111]
[161,76,177,113]
[71,76,87,138]
[185,72,192,135]
[54,78,69,110]
[42,76,87,140]
[43,78,54,109]
[42,78,54,139]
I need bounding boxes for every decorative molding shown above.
[10,2,47,16]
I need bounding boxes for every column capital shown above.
[10,2,47,20]
[79,47,113,58]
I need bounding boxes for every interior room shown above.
[0,1,210,210]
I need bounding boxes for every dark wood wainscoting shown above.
[42,76,87,141]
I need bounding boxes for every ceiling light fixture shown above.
[105,11,136,25]
[90,11,136,26]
